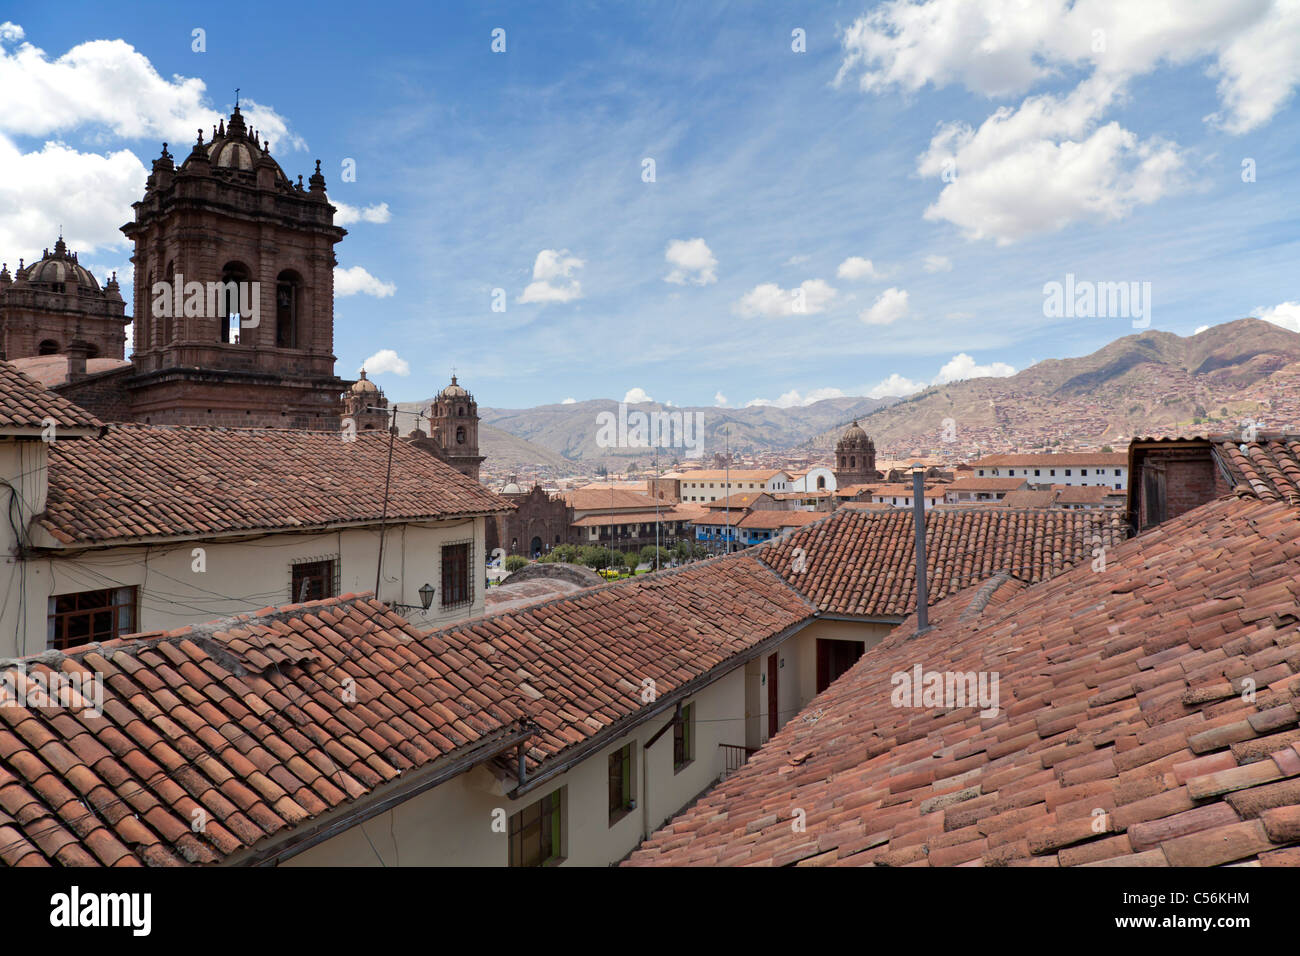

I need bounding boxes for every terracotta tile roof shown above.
[760,507,1125,618]
[563,488,659,512]
[1052,484,1123,505]
[434,555,816,774]
[0,595,534,866]
[0,360,102,434]
[626,496,1300,867]
[836,483,882,498]
[693,510,747,528]
[7,355,132,388]
[0,550,820,864]
[999,488,1059,509]
[39,423,511,546]
[704,492,770,510]
[738,510,820,530]
[1215,437,1300,507]
[946,477,1030,493]
[570,506,700,528]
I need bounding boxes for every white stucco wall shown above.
[2,515,488,659]
[283,668,748,866]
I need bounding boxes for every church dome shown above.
[350,369,379,393]
[838,420,869,446]
[184,106,290,185]
[502,482,522,495]
[439,374,469,399]
[20,237,101,292]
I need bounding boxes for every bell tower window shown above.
[38,339,59,355]
[219,262,251,344]
[276,270,301,348]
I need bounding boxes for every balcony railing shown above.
[719,743,758,778]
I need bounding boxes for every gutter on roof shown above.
[507,614,816,799]
[233,722,536,866]
[30,510,507,552]
[0,426,100,439]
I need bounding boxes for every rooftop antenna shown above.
[235,88,240,108]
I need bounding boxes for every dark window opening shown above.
[277,270,302,348]
[673,702,695,772]
[291,559,337,603]
[219,262,251,344]
[509,789,563,867]
[48,587,137,650]
[608,743,633,824]
[441,541,471,608]
[38,339,59,355]
[816,638,865,694]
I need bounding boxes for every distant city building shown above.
[971,452,1128,491]
[833,421,883,487]
[677,468,791,503]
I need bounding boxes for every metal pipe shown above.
[912,465,931,635]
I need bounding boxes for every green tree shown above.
[504,555,529,573]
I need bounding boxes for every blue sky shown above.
[2,1,1298,408]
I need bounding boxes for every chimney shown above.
[66,340,90,382]
[912,464,931,635]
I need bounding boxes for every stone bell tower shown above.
[120,104,348,428]
[426,375,483,481]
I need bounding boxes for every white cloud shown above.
[866,373,925,398]
[835,1,1284,123]
[746,351,1017,407]
[561,397,577,404]
[860,287,909,325]
[1193,324,1210,335]
[745,387,846,409]
[835,1,1298,242]
[923,254,952,273]
[335,265,396,298]
[664,237,717,286]
[0,134,145,258]
[1254,301,1300,333]
[623,387,653,404]
[836,256,883,281]
[918,75,1186,244]
[934,353,1016,384]
[0,26,305,149]
[519,248,584,304]
[733,279,836,318]
[714,391,728,407]
[784,254,811,266]
[360,349,409,376]
[332,201,391,226]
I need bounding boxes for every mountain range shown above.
[402,318,1300,474]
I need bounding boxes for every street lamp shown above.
[391,582,436,615]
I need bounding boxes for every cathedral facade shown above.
[0,237,128,362]
[1,102,494,486]
[11,105,349,429]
